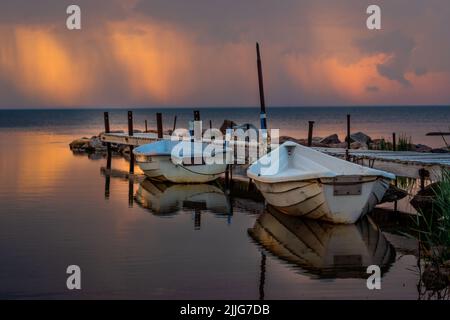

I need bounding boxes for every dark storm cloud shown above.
[0,0,450,108]
[355,31,416,86]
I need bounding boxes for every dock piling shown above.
[128,111,135,174]
[346,114,351,160]
[128,111,134,136]
[194,110,201,121]
[145,120,148,133]
[308,121,315,147]
[172,116,177,132]
[156,112,163,139]
[392,133,396,151]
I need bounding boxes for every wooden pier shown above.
[316,148,450,180]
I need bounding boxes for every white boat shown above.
[248,207,395,278]
[133,140,231,183]
[135,179,231,216]
[247,141,395,224]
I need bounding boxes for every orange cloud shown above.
[0,27,93,105]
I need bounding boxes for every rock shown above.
[220,120,237,134]
[88,136,106,150]
[320,134,341,145]
[329,142,348,149]
[347,132,372,146]
[69,138,91,151]
[431,148,450,154]
[350,141,367,150]
[413,144,432,153]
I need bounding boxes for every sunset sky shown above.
[1,0,450,108]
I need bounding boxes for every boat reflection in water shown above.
[248,206,396,278]
[135,179,232,227]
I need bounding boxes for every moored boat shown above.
[247,141,396,224]
[134,140,231,183]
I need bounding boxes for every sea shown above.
[0,106,448,299]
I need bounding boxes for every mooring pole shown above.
[104,111,110,134]
[346,114,351,161]
[156,112,163,139]
[256,43,268,131]
[104,112,112,170]
[128,111,135,174]
[128,111,134,137]
[145,120,148,133]
[308,121,315,147]
[172,116,177,132]
[392,132,397,151]
[194,110,201,121]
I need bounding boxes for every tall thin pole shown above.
[256,43,267,131]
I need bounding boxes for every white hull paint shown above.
[134,140,230,183]
[254,177,391,224]
[248,142,395,224]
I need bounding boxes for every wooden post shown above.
[210,120,212,130]
[194,110,201,121]
[128,111,134,136]
[346,114,351,161]
[128,111,134,174]
[145,120,148,133]
[308,121,315,147]
[104,111,112,170]
[104,112,110,133]
[346,114,351,149]
[156,113,163,139]
[392,132,396,151]
[172,116,177,132]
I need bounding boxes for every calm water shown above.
[1,106,450,147]
[0,107,438,299]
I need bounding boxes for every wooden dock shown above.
[316,148,450,180]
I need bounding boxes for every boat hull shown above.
[136,155,227,183]
[159,157,227,183]
[253,177,391,224]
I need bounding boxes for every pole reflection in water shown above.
[248,206,396,279]
[134,179,232,230]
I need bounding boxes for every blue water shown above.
[1,106,449,147]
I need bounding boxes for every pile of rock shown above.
[69,136,106,153]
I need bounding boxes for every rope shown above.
[175,163,226,176]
